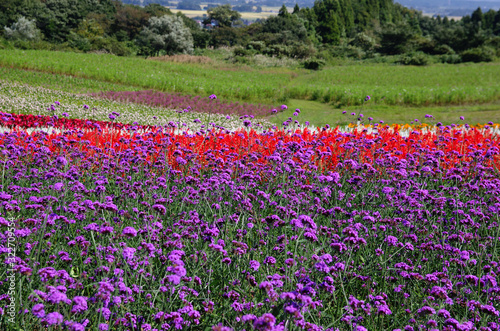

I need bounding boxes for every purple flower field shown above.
[0,109,499,331]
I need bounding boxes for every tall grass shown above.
[0,49,293,103]
[286,63,500,106]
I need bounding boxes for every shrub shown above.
[232,55,253,65]
[397,52,430,66]
[233,46,256,57]
[433,44,455,55]
[461,46,496,63]
[329,45,365,59]
[289,43,316,59]
[247,41,266,52]
[351,32,375,51]
[303,58,325,70]
[439,54,462,64]
[484,37,500,56]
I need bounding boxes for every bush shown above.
[233,46,256,57]
[461,46,496,63]
[289,43,316,59]
[351,32,375,51]
[433,44,455,55]
[484,37,500,57]
[231,55,253,65]
[303,58,325,70]
[397,52,430,66]
[439,54,462,64]
[247,41,266,52]
[329,45,365,59]
[4,17,41,41]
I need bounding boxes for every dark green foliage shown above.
[204,5,241,28]
[176,11,209,49]
[0,0,24,28]
[350,32,375,51]
[261,14,309,44]
[303,58,325,70]
[278,4,290,18]
[143,3,172,17]
[111,4,150,41]
[461,46,496,62]
[397,52,430,65]
[329,45,365,59]
[439,53,462,64]
[377,22,416,55]
[233,46,256,56]
[209,26,246,47]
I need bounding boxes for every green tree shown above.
[176,11,210,48]
[4,16,41,41]
[204,4,241,28]
[278,4,290,18]
[111,4,150,41]
[318,10,341,44]
[0,0,24,28]
[144,3,171,17]
[377,22,416,54]
[136,14,193,56]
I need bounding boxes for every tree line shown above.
[1,0,499,64]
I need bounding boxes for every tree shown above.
[111,4,150,41]
[32,0,116,42]
[136,14,193,56]
[4,16,41,41]
[318,10,341,44]
[0,0,24,28]
[176,11,210,48]
[204,5,241,28]
[144,3,172,17]
[377,22,416,54]
[278,4,290,18]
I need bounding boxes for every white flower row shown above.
[0,80,274,132]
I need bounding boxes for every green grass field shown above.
[0,49,294,103]
[286,63,500,106]
[0,49,499,126]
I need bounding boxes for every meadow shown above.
[0,49,294,103]
[286,64,500,107]
[0,48,500,330]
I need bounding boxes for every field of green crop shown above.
[286,63,500,107]
[0,49,294,103]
